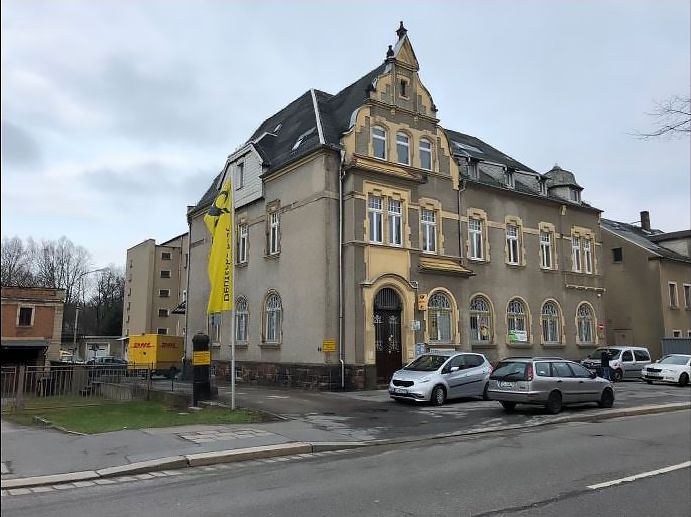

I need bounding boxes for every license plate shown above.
[393,388,407,395]
[499,381,516,389]
[645,375,662,379]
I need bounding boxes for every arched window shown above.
[264,292,282,343]
[372,126,386,160]
[419,138,432,170]
[507,298,527,342]
[428,292,452,342]
[577,303,594,344]
[470,295,492,342]
[396,132,410,165]
[541,301,560,344]
[235,297,249,343]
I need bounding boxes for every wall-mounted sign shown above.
[508,330,528,343]
[410,320,421,331]
[415,343,427,356]
[192,350,211,366]
[322,339,336,353]
[417,294,428,311]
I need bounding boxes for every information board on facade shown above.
[322,339,336,353]
[192,350,211,366]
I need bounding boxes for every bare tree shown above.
[30,236,92,306]
[84,266,125,335]
[0,236,36,287]
[635,94,691,139]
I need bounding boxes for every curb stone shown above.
[2,402,689,490]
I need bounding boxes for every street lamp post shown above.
[72,267,108,357]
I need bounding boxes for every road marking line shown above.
[588,461,691,489]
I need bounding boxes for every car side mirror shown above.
[449,366,460,373]
[590,371,597,379]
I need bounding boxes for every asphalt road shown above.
[155,378,691,441]
[3,411,690,516]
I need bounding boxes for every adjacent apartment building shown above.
[122,234,189,339]
[184,24,605,389]
[601,212,691,358]
[1,287,66,366]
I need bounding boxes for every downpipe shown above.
[339,150,346,390]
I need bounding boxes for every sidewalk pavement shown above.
[2,398,689,490]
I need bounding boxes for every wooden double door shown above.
[374,288,402,385]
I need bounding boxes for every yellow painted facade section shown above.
[365,246,410,281]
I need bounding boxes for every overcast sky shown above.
[2,0,689,267]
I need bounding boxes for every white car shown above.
[641,354,691,387]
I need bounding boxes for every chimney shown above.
[640,211,650,231]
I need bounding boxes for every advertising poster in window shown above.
[508,330,528,343]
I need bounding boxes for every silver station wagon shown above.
[487,357,615,414]
[389,352,492,406]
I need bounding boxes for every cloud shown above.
[0,120,42,168]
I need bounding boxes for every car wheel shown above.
[598,388,614,408]
[612,369,623,382]
[482,382,490,401]
[678,373,689,387]
[546,391,562,414]
[500,401,516,412]
[431,385,446,406]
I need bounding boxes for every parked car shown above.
[641,354,691,387]
[580,346,652,382]
[487,356,615,414]
[389,351,492,406]
[87,356,128,369]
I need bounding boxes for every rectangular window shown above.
[372,127,386,159]
[161,252,171,260]
[388,199,402,246]
[538,180,547,196]
[396,133,409,165]
[570,189,581,202]
[572,237,582,272]
[684,284,690,309]
[583,239,593,274]
[540,232,552,269]
[421,209,437,253]
[505,171,515,189]
[612,247,623,263]
[157,328,168,335]
[236,162,244,189]
[419,140,432,170]
[159,289,170,298]
[468,161,479,180]
[160,270,171,279]
[158,309,169,317]
[469,218,483,260]
[506,225,519,265]
[18,307,33,326]
[236,313,248,342]
[399,78,408,98]
[669,283,678,308]
[673,330,682,337]
[269,212,280,255]
[238,224,248,263]
[368,196,383,243]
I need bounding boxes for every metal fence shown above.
[1,364,159,413]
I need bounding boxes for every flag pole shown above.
[231,178,236,411]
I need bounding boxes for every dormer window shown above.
[399,78,409,98]
[273,123,282,133]
[468,160,479,180]
[538,178,547,196]
[372,126,387,159]
[396,132,410,165]
[570,188,581,203]
[291,127,315,152]
[505,170,515,189]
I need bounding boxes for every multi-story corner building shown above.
[122,234,189,339]
[1,287,66,366]
[601,212,691,358]
[186,24,605,388]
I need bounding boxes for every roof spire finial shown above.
[386,44,394,60]
[396,21,407,39]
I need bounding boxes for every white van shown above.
[581,346,652,382]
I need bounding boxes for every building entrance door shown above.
[374,288,402,385]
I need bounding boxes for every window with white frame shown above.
[468,161,479,180]
[684,284,690,309]
[470,296,492,342]
[372,126,386,159]
[538,179,547,196]
[577,303,594,343]
[238,224,248,264]
[269,212,280,255]
[541,301,560,344]
[572,237,582,272]
[419,138,432,170]
[421,209,437,253]
[396,132,410,165]
[368,196,383,243]
[507,299,527,338]
[672,330,682,338]
[506,225,520,265]
[264,292,282,343]
[388,199,402,246]
[505,170,515,189]
[540,231,553,269]
[236,297,248,343]
[583,238,593,273]
[668,283,678,308]
[428,292,452,342]
[236,162,245,189]
[469,218,484,260]
[570,189,581,203]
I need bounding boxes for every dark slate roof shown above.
[544,164,582,189]
[444,129,536,173]
[649,230,691,242]
[601,218,691,264]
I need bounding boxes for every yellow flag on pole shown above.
[204,178,233,314]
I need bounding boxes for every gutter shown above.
[457,163,467,260]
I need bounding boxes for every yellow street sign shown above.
[193,350,211,366]
[322,339,336,353]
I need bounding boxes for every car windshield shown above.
[658,355,690,366]
[588,348,621,360]
[404,354,448,371]
[490,361,527,380]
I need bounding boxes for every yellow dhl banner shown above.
[204,178,233,314]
